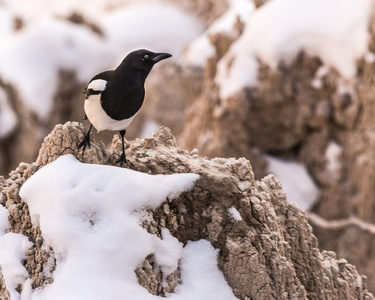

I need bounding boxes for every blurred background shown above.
[1,0,375,294]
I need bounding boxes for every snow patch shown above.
[0,0,203,120]
[365,52,375,63]
[216,0,372,98]
[172,240,238,300]
[1,0,130,24]
[0,233,33,300]
[180,0,255,67]
[0,7,13,37]
[228,207,242,222]
[0,18,115,120]
[154,229,183,277]
[266,155,319,211]
[138,119,162,139]
[0,204,10,235]
[10,155,240,299]
[101,1,203,60]
[216,51,258,99]
[325,141,342,180]
[311,65,330,90]
[0,87,18,138]
[13,155,237,299]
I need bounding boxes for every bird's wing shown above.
[84,71,113,99]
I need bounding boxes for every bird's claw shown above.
[78,136,90,150]
[115,152,127,167]
[79,133,91,160]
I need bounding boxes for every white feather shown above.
[87,79,107,92]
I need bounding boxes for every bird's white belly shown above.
[84,94,136,132]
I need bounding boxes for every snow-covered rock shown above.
[215,0,373,99]
[0,122,373,300]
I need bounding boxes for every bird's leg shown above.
[115,130,127,166]
[79,124,93,158]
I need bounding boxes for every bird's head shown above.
[121,49,172,73]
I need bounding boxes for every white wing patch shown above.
[87,79,107,92]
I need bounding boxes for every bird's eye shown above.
[142,54,149,61]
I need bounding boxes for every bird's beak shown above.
[152,53,172,63]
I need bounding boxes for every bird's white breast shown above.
[84,94,136,132]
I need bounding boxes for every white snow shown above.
[0,204,10,235]
[1,0,132,25]
[18,154,199,299]
[101,1,203,60]
[171,240,238,300]
[325,141,342,181]
[266,155,320,211]
[0,87,18,138]
[180,0,255,67]
[0,233,33,300]
[228,207,242,222]
[216,53,258,99]
[311,65,330,90]
[0,18,115,120]
[154,229,183,277]
[1,154,236,299]
[138,120,162,139]
[0,7,13,37]
[0,0,203,120]
[180,35,214,68]
[216,0,373,99]
[365,52,375,63]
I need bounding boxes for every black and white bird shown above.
[79,49,172,165]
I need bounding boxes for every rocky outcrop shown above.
[142,63,204,140]
[0,77,39,175]
[0,122,373,299]
[169,2,375,294]
[0,70,86,176]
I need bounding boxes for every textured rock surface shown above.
[0,122,373,299]
[172,2,375,294]
[0,77,40,176]
[143,64,204,139]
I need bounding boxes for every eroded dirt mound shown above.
[0,122,372,299]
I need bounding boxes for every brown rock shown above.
[167,4,375,294]
[0,122,372,299]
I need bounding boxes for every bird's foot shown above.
[78,133,91,159]
[78,135,90,150]
[115,152,127,167]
